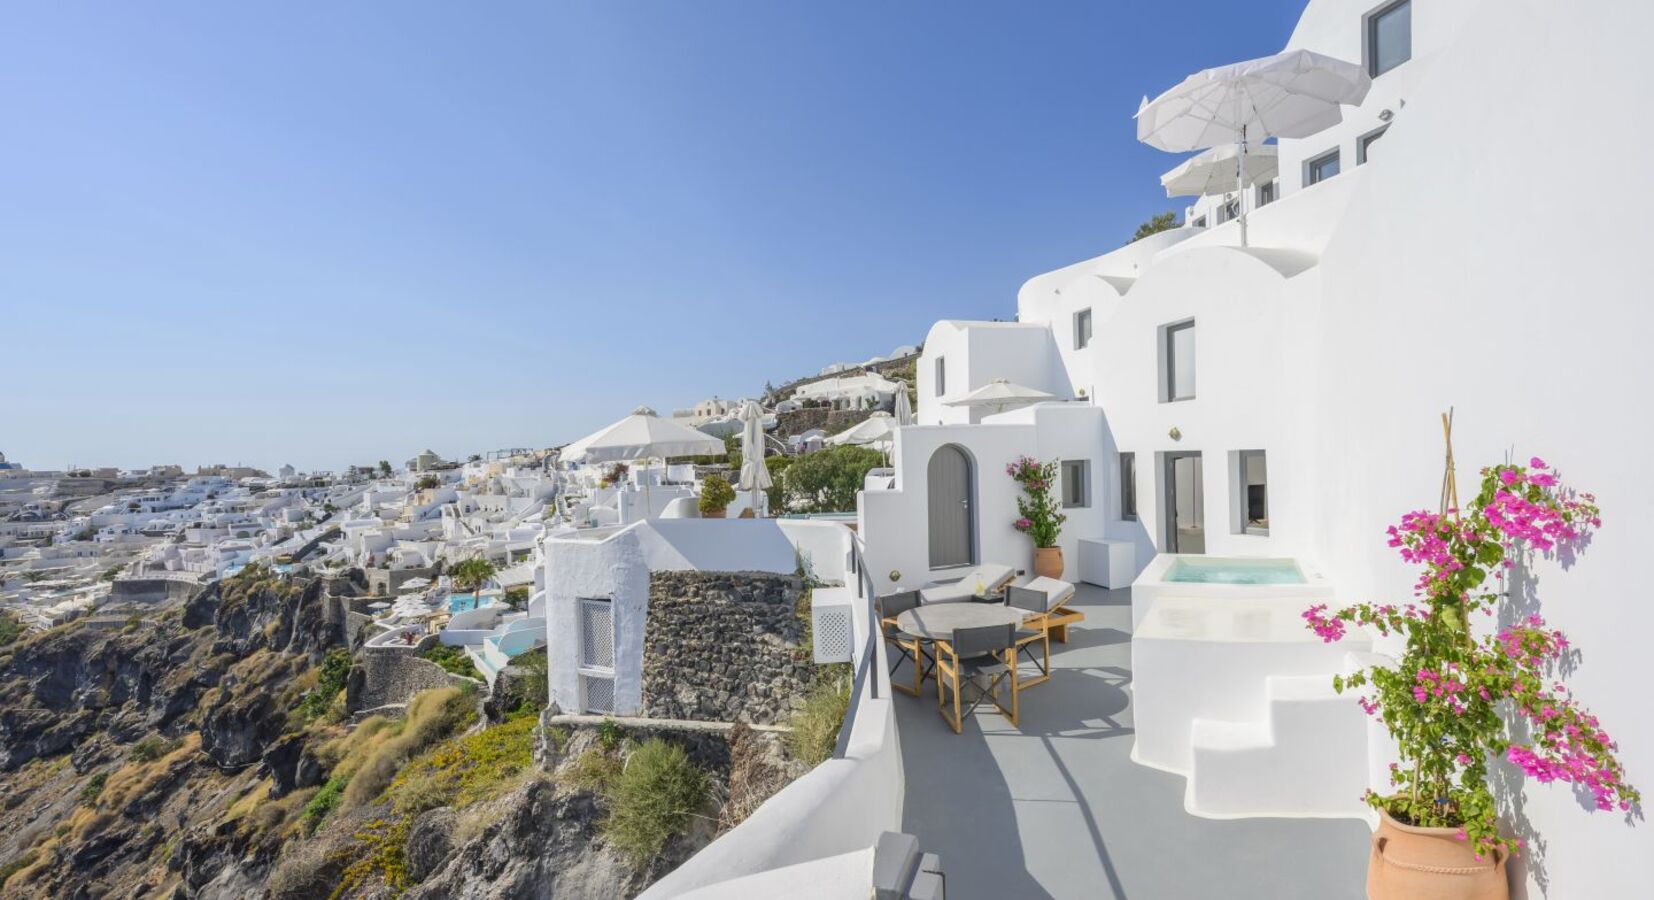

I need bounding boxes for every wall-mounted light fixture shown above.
[1377,108,1394,122]
[889,570,901,582]
[1169,427,1183,441]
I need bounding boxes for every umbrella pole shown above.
[1237,123,1249,248]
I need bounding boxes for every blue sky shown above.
[2,1,1304,473]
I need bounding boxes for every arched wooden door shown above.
[928,444,975,568]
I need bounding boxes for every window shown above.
[1357,127,1388,164]
[578,597,616,713]
[1233,450,1269,535]
[1256,179,1277,207]
[1217,197,1240,223]
[1367,0,1412,78]
[1191,215,1207,228]
[1160,319,1196,402]
[1073,309,1093,350]
[1119,453,1137,520]
[934,357,946,397]
[1306,149,1341,186]
[1061,460,1090,508]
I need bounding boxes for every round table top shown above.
[896,603,1026,642]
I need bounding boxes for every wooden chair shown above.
[935,623,1018,733]
[878,590,930,697]
[1006,585,1052,689]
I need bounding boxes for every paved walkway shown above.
[895,584,1370,899]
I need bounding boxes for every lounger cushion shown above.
[1019,576,1077,612]
[919,564,1016,604]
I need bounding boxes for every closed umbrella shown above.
[1136,48,1370,247]
[736,400,771,516]
[1161,144,1279,198]
[944,378,1055,415]
[892,380,914,427]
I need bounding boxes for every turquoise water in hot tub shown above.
[1165,557,1306,585]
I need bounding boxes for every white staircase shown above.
[1132,597,1381,822]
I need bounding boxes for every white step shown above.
[1184,669,1372,820]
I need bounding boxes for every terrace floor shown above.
[895,584,1370,899]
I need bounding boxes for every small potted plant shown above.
[699,474,735,519]
[1305,457,1636,900]
[1006,456,1066,578]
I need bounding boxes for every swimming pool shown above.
[448,593,477,613]
[1164,557,1306,585]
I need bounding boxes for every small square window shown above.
[1256,179,1276,207]
[1119,453,1137,521]
[1074,309,1093,350]
[1357,127,1388,165]
[1061,460,1090,508]
[1306,150,1341,186]
[1367,0,1412,78]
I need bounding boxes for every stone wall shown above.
[641,571,810,725]
[349,646,474,711]
[108,577,203,605]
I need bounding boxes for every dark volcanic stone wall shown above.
[641,571,810,725]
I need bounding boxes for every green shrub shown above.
[295,649,353,723]
[78,772,108,807]
[601,739,709,868]
[128,735,183,763]
[301,774,348,832]
[0,612,22,648]
[597,718,623,752]
[698,474,735,516]
[421,644,482,681]
[778,445,885,513]
[785,672,852,766]
[386,715,538,817]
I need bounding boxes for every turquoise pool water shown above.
[448,593,478,613]
[1165,557,1306,585]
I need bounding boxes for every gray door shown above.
[1164,452,1205,553]
[928,445,974,568]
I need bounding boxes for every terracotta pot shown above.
[703,508,726,519]
[1367,809,1508,900]
[1033,546,1064,579]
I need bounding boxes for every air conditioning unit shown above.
[810,589,855,664]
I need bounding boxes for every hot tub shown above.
[1130,554,1331,629]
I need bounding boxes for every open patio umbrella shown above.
[826,412,896,449]
[561,407,725,519]
[892,380,914,427]
[1136,48,1369,247]
[736,400,771,516]
[944,378,1055,416]
[1161,143,1279,198]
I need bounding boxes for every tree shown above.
[1132,211,1180,242]
[699,474,735,516]
[448,556,497,611]
[779,445,885,514]
[378,460,393,477]
[414,474,440,491]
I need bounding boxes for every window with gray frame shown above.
[1119,452,1137,520]
[1074,308,1093,350]
[1358,127,1388,165]
[578,597,615,713]
[1306,149,1341,186]
[1256,179,1277,207]
[934,356,946,397]
[1161,320,1196,402]
[1061,460,1090,508]
[1236,450,1269,535]
[1367,0,1412,78]
[1191,215,1207,228]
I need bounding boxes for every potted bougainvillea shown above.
[1304,457,1636,900]
[1007,456,1066,578]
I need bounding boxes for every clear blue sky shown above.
[2,1,1304,473]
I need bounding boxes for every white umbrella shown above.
[1136,48,1370,246]
[400,576,431,589]
[561,407,726,463]
[892,380,914,427]
[826,412,896,448]
[1161,144,1279,198]
[736,400,771,516]
[944,378,1055,415]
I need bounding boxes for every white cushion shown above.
[1019,576,1076,612]
[919,564,1016,604]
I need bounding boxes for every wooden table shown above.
[896,603,1027,642]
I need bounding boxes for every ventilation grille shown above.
[581,675,615,714]
[812,606,853,664]
[579,598,613,669]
